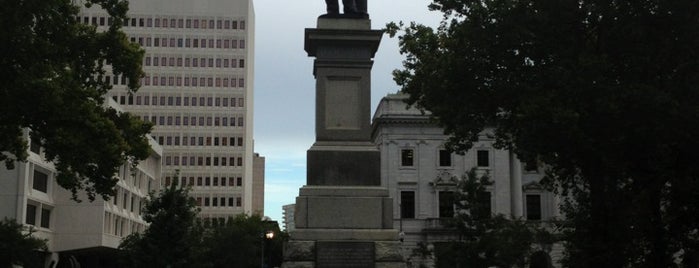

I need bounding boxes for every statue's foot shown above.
[319,13,342,18]
[343,11,369,19]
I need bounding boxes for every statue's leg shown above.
[356,0,367,14]
[326,0,339,14]
[342,0,357,13]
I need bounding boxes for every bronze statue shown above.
[325,0,368,18]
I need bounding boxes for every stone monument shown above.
[281,5,406,268]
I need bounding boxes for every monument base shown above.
[307,142,380,186]
[284,186,406,268]
[282,239,406,268]
[295,186,392,229]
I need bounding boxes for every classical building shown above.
[79,0,256,220]
[372,93,562,267]
[0,100,163,267]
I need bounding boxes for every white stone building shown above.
[372,93,561,267]
[0,101,163,267]
[79,0,257,221]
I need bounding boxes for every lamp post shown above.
[261,230,274,268]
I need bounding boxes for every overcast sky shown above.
[252,0,441,224]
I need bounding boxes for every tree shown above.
[436,169,536,268]
[0,218,48,268]
[0,0,150,201]
[119,185,203,267]
[198,214,285,268]
[387,1,699,267]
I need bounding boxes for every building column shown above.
[509,151,524,218]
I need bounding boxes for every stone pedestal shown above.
[282,17,405,268]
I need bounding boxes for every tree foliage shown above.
[0,218,48,268]
[387,1,699,267]
[0,0,150,201]
[119,185,285,268]
[438,170,537,268]
[119,185,202,268]
[198,214,285,268]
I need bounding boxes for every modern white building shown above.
[79,0,256,221]
[252,152,265,215]
[372,93,562,267]
[0,100,163,267]
[282,203,295,232]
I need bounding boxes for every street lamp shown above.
[261,230,274,268]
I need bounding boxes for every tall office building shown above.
[81,0,256,221]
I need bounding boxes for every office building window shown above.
[236,177,242,187]
[26,204,37,225]
[477,150,490,167]
[439,149,452,167]
[438,191,455,218]
[400,191,415,219]
[33,170,48,193]
[526,194,542,220]
[401,149,414,167]
[236,197,242,207]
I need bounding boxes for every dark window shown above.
[477,150,489,167]
[526,194,542,220]
[236,177,242,187]
[439,150,451,167]
[204,197,210,206]
[401,149,414,166]
[476,191,492,219]
[41,208,51,228]
[236,197,242,207]
[228,197,234,207]
[30,136,41,154]
[33,170,48,193]
[25,204,37,225]
[438,191,455,218]
[400,191,415,219]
